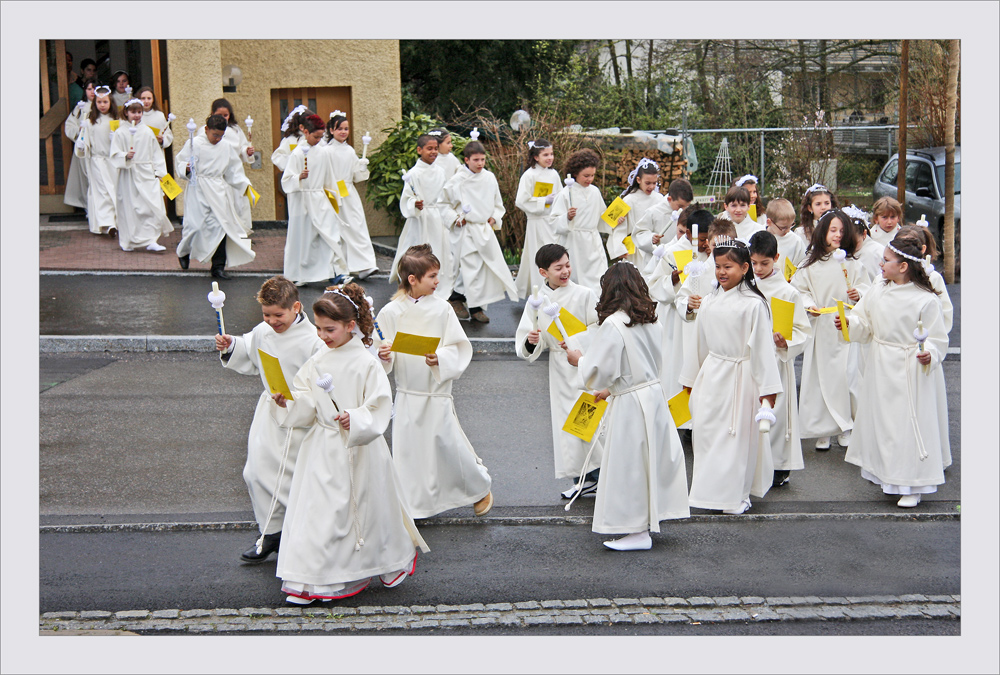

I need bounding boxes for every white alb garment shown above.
[199,124,253,232]
[327,139,378,273]
[549,182,609,294]
[631,198,680,274]
[513,164,564,298]
[109,123,172,250]
[74,114,118,235]
[63,101,92,209]
[271,133,303,174]
[390,160,454,301]
[607,189,663,262]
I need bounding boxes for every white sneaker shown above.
[897,494,921,508]
[356,267,379,279]
[837,430,852,446]
[560,479,598,500]
[603,532,652,551]
[723,498,752,515]
[146,242,166,252]
[815,437,831,450]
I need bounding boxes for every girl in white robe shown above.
[272,284,428,603]
[607,159,663,264]
[272,105,311,173]
[839,237,950,508]
[549,149,609,295]
[898,225,954,334]
[563,261,690,550]
[74,87,119,236]
[216,276,325,561]
[136,87,174,155]
[791,209,872,450]
[430,128,463,178]
[733,174,768,229]
[325,113,378,277]
[280,114,348,285]
[679,237,783,515]
[198,98,254,234]
[795,183,839,248]
[110,100,172,252]
[376,245,494,518]
[514,139,563,298]
[63,82,94,211]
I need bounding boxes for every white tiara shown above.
[124,98,143,108]
[887,242,933,275]
[805,183,828,195]
[428,130,443,136]
[330,110,345,119]
[95,86,111,96]
[325,289,359,314]
[735,174,757,187]
[712,235,747,250]
[842,204,869,224]
[625,157,660,189]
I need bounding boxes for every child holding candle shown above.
[835,236,949,508]
[324,112,379,279]
[514,139,563,298]
[549,148,609,295]
[271,283,428,603]
[791,208,871,451]
[796,183,839,247]
[74,85,120,237]
[271,105,311,173]
[376,245,494,518]
[607,158,663,263]
[64,79,96,212]
[631,178,694,269]
[898,225,953,333]
[198,98,255,233]
[869,196,903,246]
[563,262,690,550]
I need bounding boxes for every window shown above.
[905,161,935,196]
[879,158,898,185]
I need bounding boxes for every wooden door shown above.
[39,39,71,196]
[270,87,352,219]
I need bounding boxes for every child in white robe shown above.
[216,276,325,562]
[74,86,119,237]
[680,236,783,515]
[514,139,563,298]
[607,158,663,264]
[563,261,690,550]
[847,208,886,280]
[749,231,812,487]
[765,198,807,269]
[377,245,494,518]
[271,105,310,173]
[136,87,173,156]
[441,141,518,323]
[198,98,255,234]
[898,225,954,333]
[869,196,903,247]
[722,184,766,241]
[280,114,349,286]
[549,148,609,294]
[63,82,94,211]
[632,178,693,268]
[325,112,379,278]
[838,236,950,508]
[176,114,256,279]
[272,283,428,603]
[792,208,872,450]
[430,128,463,178]
[514,243,601,498]
[795,183,839,248]
[109,99,172,252]
[733,174,768,229]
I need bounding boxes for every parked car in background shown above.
[873,146,960,249]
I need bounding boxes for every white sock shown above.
[603,532,652,551]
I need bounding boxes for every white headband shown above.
[735,174,757,187]
[428,130,443,136]
[887,243,933,275]
[325,289,359,315]
[842,204,870,226]
[621,157,660,196]
[281,105,309,132]
[123,98,143,108]
[330,110,345,119]
[805,183,828,195]
[94,86,111,96]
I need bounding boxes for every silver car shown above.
[872,146,961,247]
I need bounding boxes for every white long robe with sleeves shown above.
[280,143,348,283]
[139,109,174,150]
[175,136,256,267]
[513,164,564,298]
[221,314,325,534]
[578,311,690,533]
[671,252,714,417]
[433,151,463,178]
[631,198,678,274]
[679,286,783,510]
[606,189,663,262]
[327,138,378,273]
[63,101,91,209]
[732,214,766,241]
[869,223,901,247]
[646,237,698,403]
[377,294,492,518]
[549,183,609,294]
[791,254,871,438]
[110,123,172,250]
[856,236,886,279]
[442,168,518,308]
[74,114,118,234]
[273,337,428,598]
[271,133,303,174]
[844,281,950,491]
[775,229,807,268]
[390,160,454,300]
[929,270,954,334]
[514,281,601,479]
[199,124,253,233]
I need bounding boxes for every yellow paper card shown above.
[770,296,795,340]
[533,181,553,198]
[245,185,260,207]
[807,304,854,316]
[337,179,350,198]
[667,389,692,427]
[390,331,441,356]
[783,256,798,282]
[836,300,850,342]
[159,173,182,200]
[324,188,340,213]
[623,236,636,256]
[109,120,120,132]
[748,204,757,222]
[601,196,632,228]
[562,392,608,443]
[546,307,588,342]
[257,349,294,401]
[289,143,297,151]
[147,125,161,136]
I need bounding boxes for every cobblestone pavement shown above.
[40,594,960,634]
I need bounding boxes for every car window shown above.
[880,158,898,184]
[935,163,961,195]
[905,161,935,195]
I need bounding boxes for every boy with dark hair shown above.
[723,185,765,240]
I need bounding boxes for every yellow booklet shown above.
[324,188,340,213]
[546,307,588,342]
[562,392,608,442]
[337,179,350,198]
[601,196,631,228]
[289,143,297,151]
[533,181,553,198]
[159,173,182,200]
[667,389,692,427]
[390,331,441,356]
[783,256,798,282]
[258,349,294,401]
[836,300,850,342]
[147,125,161,137]
[109,120,120,132]
[748,204,757,222]
[245,185,260,207]
[622,236,636,256]
[770,296,795,340]
[807,303,854,315]
[674,249,695,282]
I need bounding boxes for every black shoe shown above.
[178,254,190,269]
[240,532,280,563]
[211,266,232,280]
[772,470,791,488]
[108,227,118,239]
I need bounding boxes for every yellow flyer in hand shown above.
[783,256,798,282]
[601,197,631,228]
[562,392,608,442]
[159,173,183,200]
[324,188,340,213]
[836,300,850,342]
[337,179,350,198]
[390,332,441,356]
[546,307,588,342]
[770,297,795,340]
[674,249,695,282]
[246,185,260,207]
[667,389,692,427]
[147,125,161,137]
[748,205,757,222]
[258,349,294,401]
[289,143,298,151]
[622,236,636,256]
[109,120,120,132]
[533,181,554,198]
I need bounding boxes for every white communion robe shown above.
[221,314,325,534]
[632,198,679,275]
[391,159,455,301]
[791,254,871,438]
[856,236,886,280]
[607,189,663,263]
[844,281,950,492]
[63,101,91,209]
[175,136,256,267]
[139,109,174,150]
[442,168,518,308]
[671,252,714,428]
[327,139,378,274]
[929,270,954,334]
[514,281,602,479]
[578,311,690,534]
[280,143,348,283]
[732,214,766,241]
[74,114,118,235]
[774,229,807,268]
[199,124,253,233]
[679,286,783,511]
[377,294,492,518]
[513,164,564,298]
[755,271,813,471]
[273,336,429,598]
[869,223,901,247]
[433,151,463,179]
[110,123,172,251]
[550,182,610,294]
[271,133,303,174]
[646,237,698,403]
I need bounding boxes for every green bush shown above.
[837,154,884,189]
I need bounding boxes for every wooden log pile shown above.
[599,144,689,194]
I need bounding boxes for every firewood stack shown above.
[599,144,689,193]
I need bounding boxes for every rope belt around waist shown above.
[873,336,928,460]
[299,188,326,193]
[609,378,660,396]
[709,352,749,435]
[395,387,453,399]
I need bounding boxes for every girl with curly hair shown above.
[549,148,609,294]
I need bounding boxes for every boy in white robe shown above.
[216,276,325,562]
[176,114,256,279]
[441,141,518,323]
[722,185,766,241]
[514,244,602,498]
[869,197,903,247]
[632,179,693,263]
[765,198,807,270]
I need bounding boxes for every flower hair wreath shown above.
[621,157,660,196]
[735,174,757,187]
[887,242,934,275]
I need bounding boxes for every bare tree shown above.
[943,40,959,283]
[896,40,909,207]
